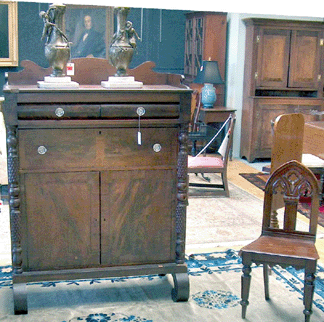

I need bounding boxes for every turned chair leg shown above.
[263,264,270,300]
[303,269,316,322]
[241,262,252,319]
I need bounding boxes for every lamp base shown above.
[201,83,216,108]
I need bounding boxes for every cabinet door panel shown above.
[289,30,321,88]
[257,29,290,88]
[255,105,287,155]
[101,169,176,266]
[22,172,100,271]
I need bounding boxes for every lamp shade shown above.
[194,60,224,85]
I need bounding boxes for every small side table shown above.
[199,107,236,124]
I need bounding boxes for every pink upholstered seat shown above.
[188,156,224,169]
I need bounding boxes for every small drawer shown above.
[17,104,101,119]
[100,104,179,119]
[98,128,178,168]
[19,129,98,170]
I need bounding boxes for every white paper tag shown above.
[66,63,74,76]
[137,131,142,145]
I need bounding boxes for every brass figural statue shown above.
[109,7,140,77]
[40,4,70,77]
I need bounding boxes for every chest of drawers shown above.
[3,82,191,314]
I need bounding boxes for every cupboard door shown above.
[255,104,286,156]
[194,16,204,76]
[257,29,291,88]
[101,169,176,266]
[184,17,193,76]
[22,172,100,271]
[289,30,321,88]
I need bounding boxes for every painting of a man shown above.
[71,14,106,58]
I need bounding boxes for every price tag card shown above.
[66,63,75,76]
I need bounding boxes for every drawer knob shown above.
[153,143,162,152]
[55,107,65,117]
[136,106,145,116]
[37,146,47,155]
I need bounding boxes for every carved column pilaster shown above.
[175,124,188,264]
[6,125,22,274]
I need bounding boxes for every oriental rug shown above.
[0,249,324,322]
[240,172,324,227]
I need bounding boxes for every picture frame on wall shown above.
[64,5,114,60]
[0,1,18,67]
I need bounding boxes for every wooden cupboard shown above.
[3,59,192,314]
[240,18,324,162]
[184,11,227,106]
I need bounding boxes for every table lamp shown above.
[194,60,224,108]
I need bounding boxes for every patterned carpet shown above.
[1,249,324,321]
[240,172,324,227]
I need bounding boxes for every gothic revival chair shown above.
[188,114,235,197]
[239,160,320,322]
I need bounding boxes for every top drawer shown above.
[17,104,101,119]
[16,104,179,120]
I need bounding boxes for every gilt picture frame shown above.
[0,1,18,67]
[64,5,114,60]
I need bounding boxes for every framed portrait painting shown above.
[65,5,114,60]
[0,1,18,66]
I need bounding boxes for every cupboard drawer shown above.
[100,104,179,118]
[19,129,98,171]
[98,128,178,168]
[17,104,100,119]
[19,127,178,171]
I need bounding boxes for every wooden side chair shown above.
[239,160,320,322]
[188,113,235,197]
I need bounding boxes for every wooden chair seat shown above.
[241,235,319,261]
